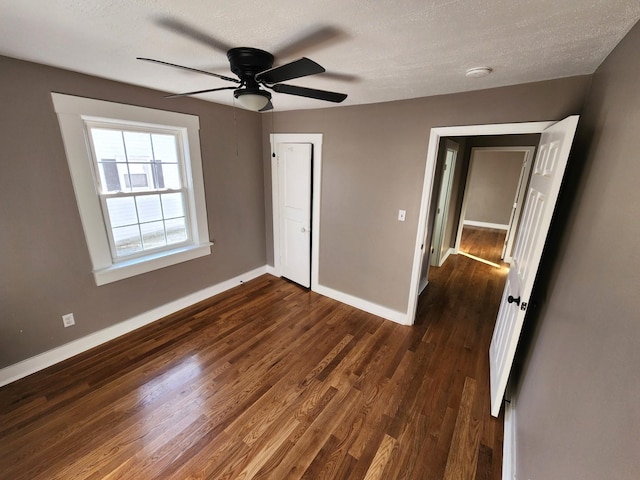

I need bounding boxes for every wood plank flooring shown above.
[457,226,509,267]
[0,228,508,479]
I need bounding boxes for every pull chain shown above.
[232,97,239,158]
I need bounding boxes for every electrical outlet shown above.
[398,209,406,221]
[62,313,75,328]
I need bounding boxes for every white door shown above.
[489,115,579,417]
[431,140,459,267]
[278,143,312,288]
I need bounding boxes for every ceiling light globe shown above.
[236,91,271,111]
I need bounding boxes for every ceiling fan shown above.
[137,21,348,112]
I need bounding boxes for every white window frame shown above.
[85,120,193,262]
[52,93,212,286]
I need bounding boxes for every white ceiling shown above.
[2,0,639,112]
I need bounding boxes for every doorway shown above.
[455,146,536,265]
[409,121,555,324]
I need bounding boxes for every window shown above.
[86,124,191,259]
[52,93,211,285]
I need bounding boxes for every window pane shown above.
[95,162,131,193]
[165,217,188,244]
[161,193,184,219]
[125,163,153,191]
[123,131,153,162]
[140,221,166,249]
[159,164,181,189]
[106,197,138,227]
[98,159,120,192]
[135,194,162,223]
[91,129,125,162]
[112,225,142,256]
[152,134,178,163]
[124,173,149,188]
[151,161,165,189]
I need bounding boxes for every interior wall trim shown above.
[314,284,410,325]
[0,266,268,387]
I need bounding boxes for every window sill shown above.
[93,242,213,286]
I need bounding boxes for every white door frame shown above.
[270,133,323,291]
[409,121,554,325]
[454,146,536,262]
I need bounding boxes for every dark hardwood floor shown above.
[0,229,508,479]
[457,226,508,267]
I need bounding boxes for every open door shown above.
[430,140,459,267]
[278,143,312,288]
[489,115,579,416]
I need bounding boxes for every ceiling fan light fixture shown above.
[235,89,272,111]
[465,67,493,78]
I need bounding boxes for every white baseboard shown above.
[438,247,456,267]
[463,220,509,230]
[265,264,278,276]
[0,266,268,387]
[503,398,517,480]
[314,284,410,325]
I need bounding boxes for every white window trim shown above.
[52,93,212,285]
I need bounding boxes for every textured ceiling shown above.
[1,0,639,111]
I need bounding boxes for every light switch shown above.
[398,209,406,221]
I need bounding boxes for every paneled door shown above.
[278,143,312,288]
[489,116,579,416]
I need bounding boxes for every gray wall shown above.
[464,149,525,226]
[263,77,590,312]
[0,56,266,368]
[515,21,640,479]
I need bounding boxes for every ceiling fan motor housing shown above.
[227,47,274,86]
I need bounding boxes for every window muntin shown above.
[85,123,192,261]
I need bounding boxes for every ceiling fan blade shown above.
[137,57,240,83]
[320,71,361,83]
[255,57,325,84]
[259,100,274,112]
[165,86,238,98]
[273,25,347,59]
[271,84,347,103]
[154,17,233,53]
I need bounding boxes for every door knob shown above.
[507,295,521,306]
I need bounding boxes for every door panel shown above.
[279,143,312,288]
[489,116,579,416]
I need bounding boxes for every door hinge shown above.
[520,302,528,311]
